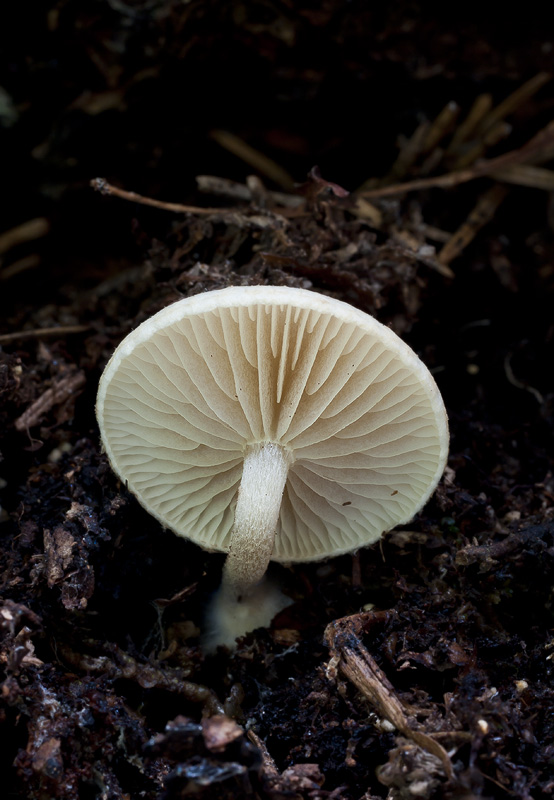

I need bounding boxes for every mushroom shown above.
[96,286,448,650]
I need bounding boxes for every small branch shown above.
[474,71,551,138]
[357,121,554,199]
[209,129,296,191]
[494,164,554,191]
[0,325,91,345]
[91,177,223,215]
[438,184,509,267]
[455,523,554,569]
[446,93,493,154]
[196,174,304,208]
[15,370,86,432]
[247,731,280,779]
[325,611,453,781]
[453,120,511,170]
[0,218,50,255]
[362,121,429,190]
[0,254,41,281]
[421,101,461,155]
[91,178,289,229]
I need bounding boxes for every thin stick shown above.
[452,120,511,170]
[0,254,41,281]
[0,325,91,345]
[494,164,554,190]
[247,731,280,779]
[438,184,508,266]
[15,370,86,432]
[91,178,223,215]
[476,71,551,137]
[446,93,493,154]
[373,121,430,189]
[357,121,554,199]
[325,612,453,780]
[421,101,460,154]
[0,218,50,255]
[196,174,303,207]
[91,178,291,228]
[209,130,295,191]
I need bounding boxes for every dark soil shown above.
[1,3,554,799]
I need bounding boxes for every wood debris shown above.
[324,611,454,781]
[14,370,86,432]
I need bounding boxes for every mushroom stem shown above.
[222,442,290,600]
[204,442,292,651]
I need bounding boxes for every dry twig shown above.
[196,174,304,208]
[438,184,509,266]
[0,218,50,255]
[0,325,90,345]
[455,523,554,569]
[357,120,554,200]
[209,129,295,191]
[446,93,493,155]
[91,178,289,229]
[325,611,453,781]
[91,177,226,215]
[421,101,461,155]
[14,370,86,432]
[0,254,41,281]
[474,71,551,138]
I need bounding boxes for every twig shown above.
[91,177,223,215]
[448,72,550,168]
[91,178,289,229]
[438,184,509,266]
[455,523,554,569]
[494,164,554,191]
[196,174,304,208]
[357,121,554,199]
[0,325,91,345]
[369,121,430,190]
[349,197,383,227]
[453,120,511,170]
[15,371,86,432]
[324,611,453,780]
[0,254,41,281]
[446,93,493,154]
[0,218,50,255]
[421,101,460,155]
[209,129,296,191]
[475,71,551,138]
[247,731,280,779]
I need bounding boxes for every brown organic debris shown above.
[59,641,224,717]
[14,370,86,432]
[324,610,454,781]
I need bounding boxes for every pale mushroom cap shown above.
[96,286,449,562]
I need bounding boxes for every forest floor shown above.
[1,3,554,799]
